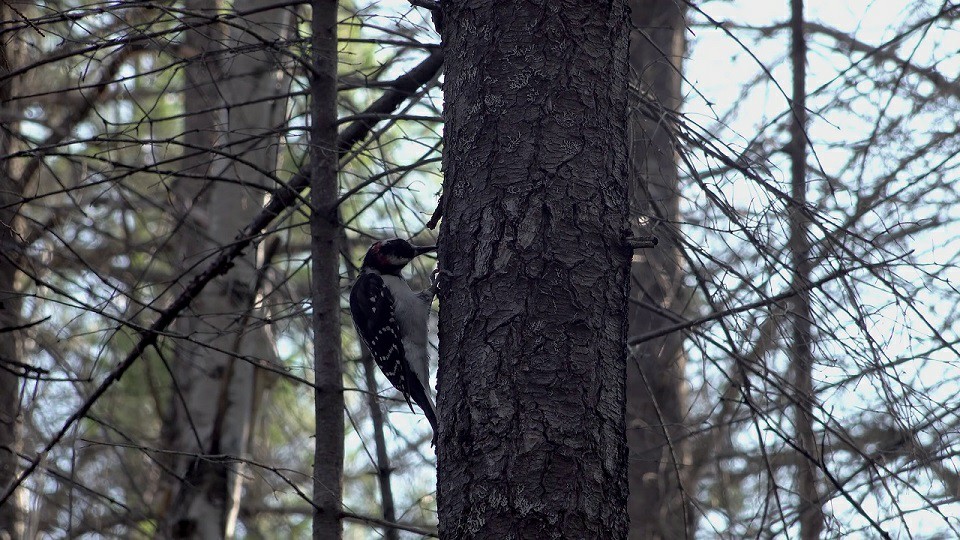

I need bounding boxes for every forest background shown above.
[1,0,959,538]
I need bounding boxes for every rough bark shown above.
[789,1,823,537]
[0,4,26,537]
[625,2,694,538]
[310,1,342,539]
[436,2,631,538]
[164,2,285,537]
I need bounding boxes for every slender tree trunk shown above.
[362,349,398,540]
[163,2,285,537]
[358,334,398,540]
[0,5,25,537]
[310,1,342,539]
[436,2,631,537]
[789,1,823,538]
[625,2,694,538]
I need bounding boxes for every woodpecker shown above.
[350,238,438,441]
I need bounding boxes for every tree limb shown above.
[0,50,444,507]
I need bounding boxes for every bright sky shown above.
[684,1,960,537]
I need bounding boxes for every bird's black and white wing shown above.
[350,273,438,435]
[350,272,411,400]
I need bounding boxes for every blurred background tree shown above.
[0,0,958,538]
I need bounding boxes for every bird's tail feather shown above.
[405,371,438,444]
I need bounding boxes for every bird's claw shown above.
[429,267,453,294]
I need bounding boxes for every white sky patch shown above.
[679,1,960,536]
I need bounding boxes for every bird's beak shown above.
[414,245,437,256]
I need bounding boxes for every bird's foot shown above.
[429,267,454,294]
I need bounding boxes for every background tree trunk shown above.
[625,2,694,538]
[361,350,398,540]
[310,1,343,539]
[789,1,823,537]
[159,1,222,530]
[0,4,26,537]
[436,1,631,537]
[163,2,286,537]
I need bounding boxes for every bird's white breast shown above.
[380,274,430,345]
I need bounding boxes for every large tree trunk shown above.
[436,2,631,538]
[0,4,26,537]
[310,1,342,539]
[625,2,694,539]
[163,2,285,537]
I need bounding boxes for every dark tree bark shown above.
[0,4,25,537]
[310,1,343,539]
[625,2,694,538]
[436,2,631,538]
[789,1,823,538]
